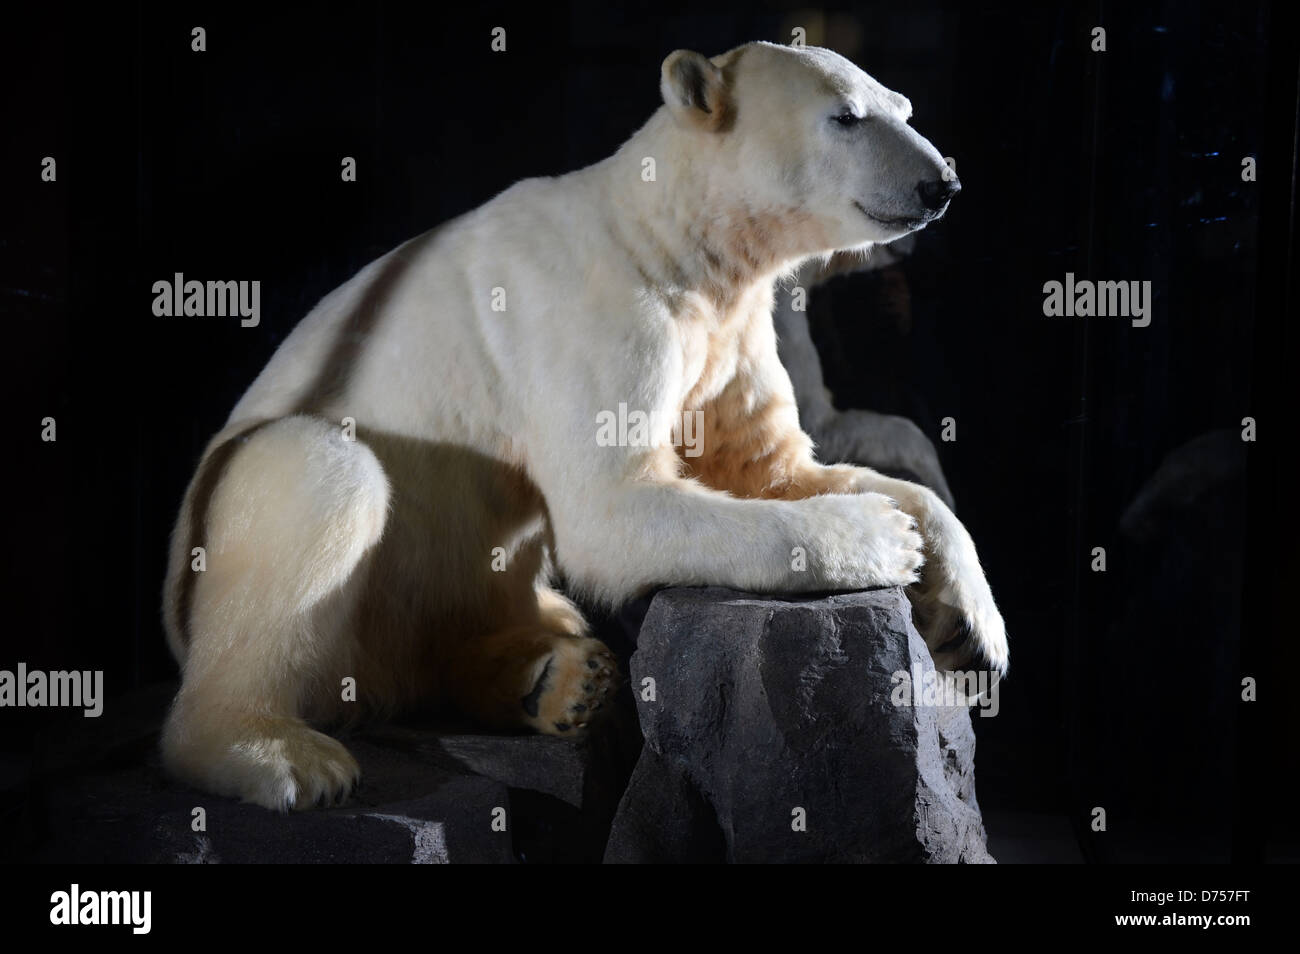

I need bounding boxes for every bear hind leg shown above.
[162,415,389,811]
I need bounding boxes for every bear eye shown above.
[833,110,865,126]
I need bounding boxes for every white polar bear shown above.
[161,41,1008,812]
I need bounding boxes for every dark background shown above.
[1,0,1295,863]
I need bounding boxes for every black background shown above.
[2,0,1296,864]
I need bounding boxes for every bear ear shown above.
[886,90,913,120]
[660,50,733,132]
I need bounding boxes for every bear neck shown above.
[600,108,832,313]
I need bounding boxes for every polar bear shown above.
[161,41,1008,811]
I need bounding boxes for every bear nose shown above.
[916,177,961,211]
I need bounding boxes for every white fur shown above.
[162,42,1007,811]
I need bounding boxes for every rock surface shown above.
[17,683,641,864]
[604,586,994,863]
[11,587,992,863]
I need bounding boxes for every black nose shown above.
[917,177,961,211]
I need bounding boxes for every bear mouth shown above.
[852,201,935,231]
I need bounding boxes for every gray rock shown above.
[34,744,516,863]
[22,684,640,864]
[19,586,991,864]
[604,586,993,863]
